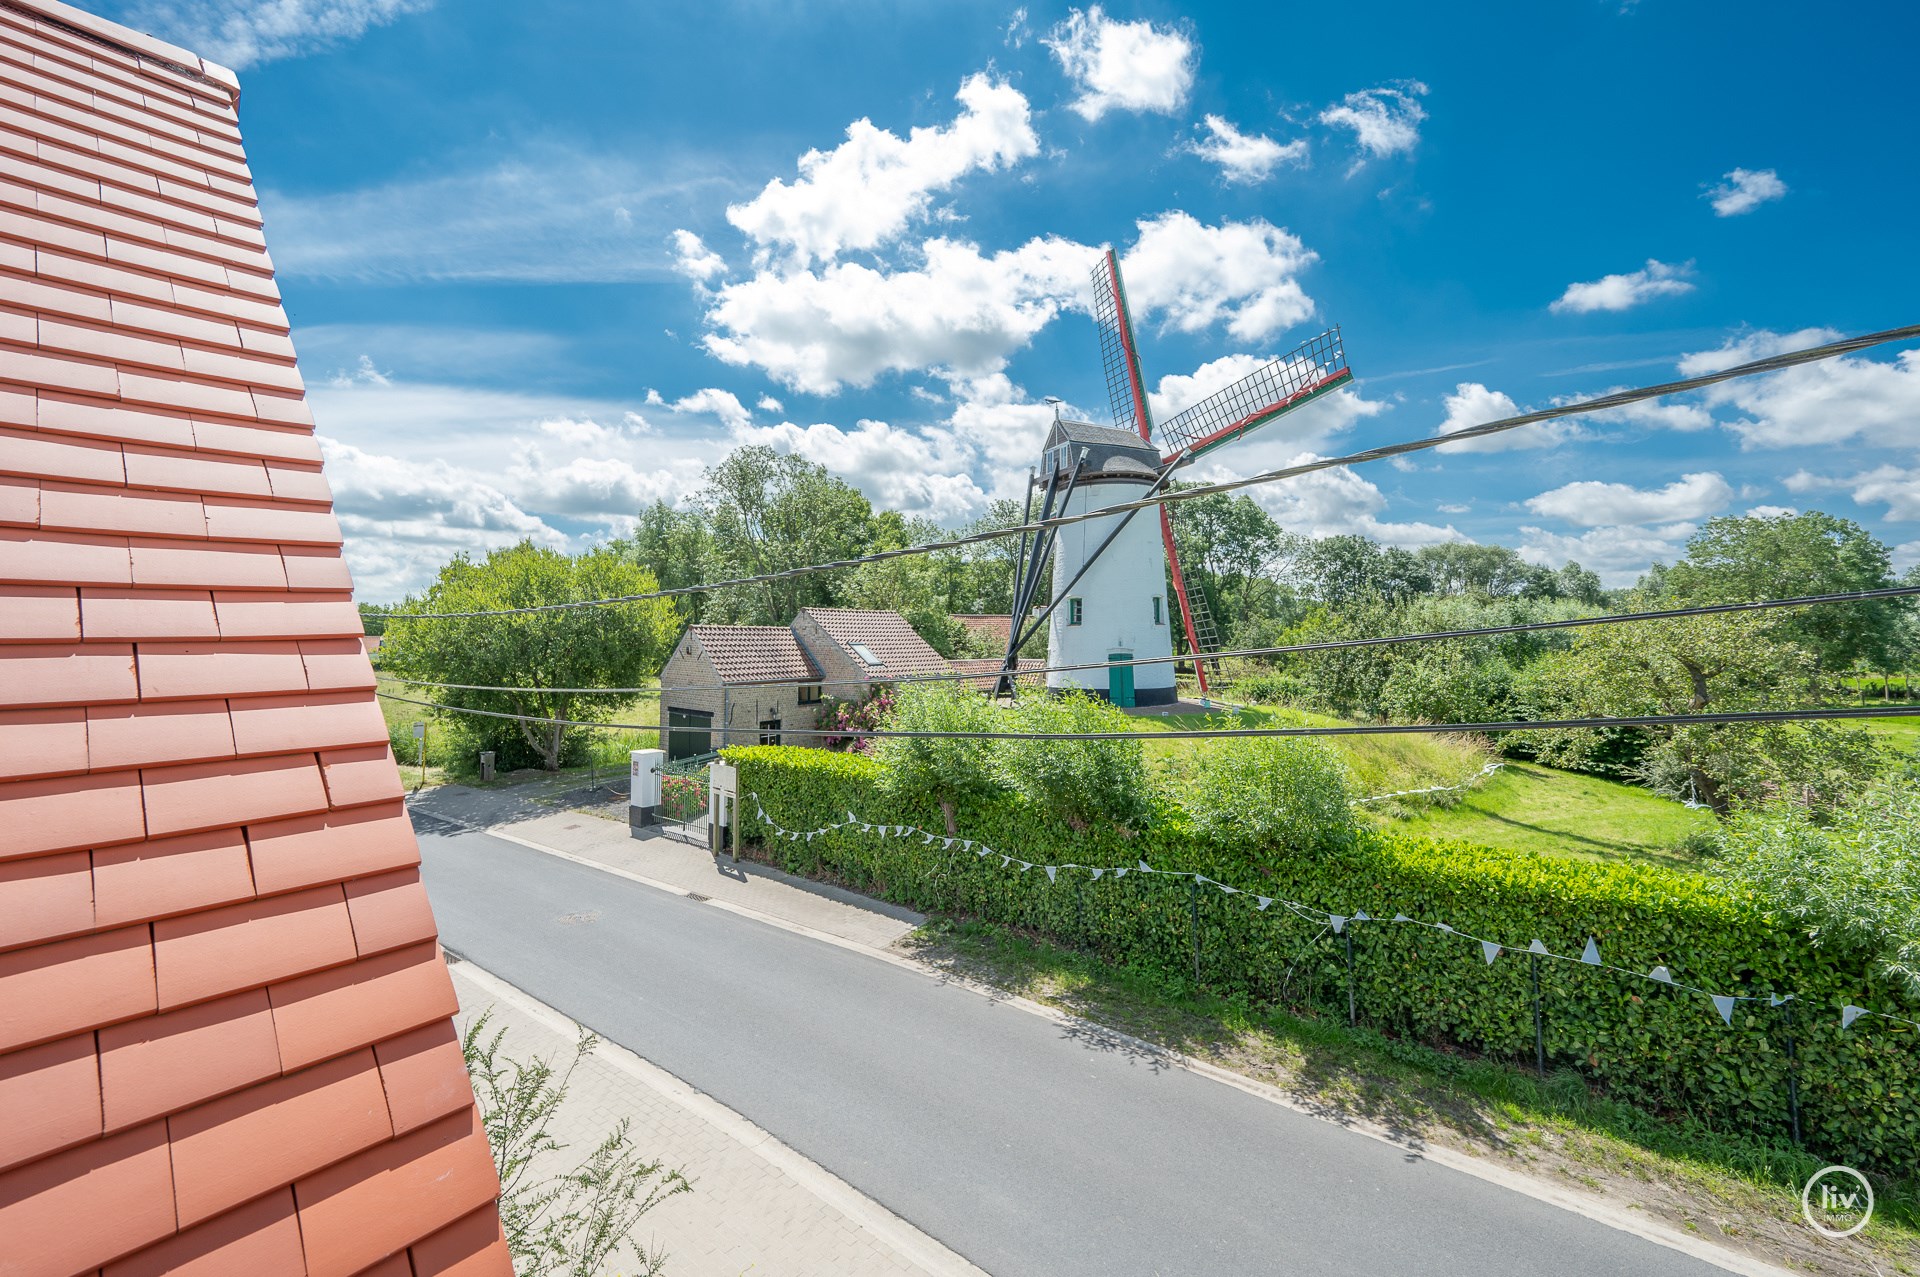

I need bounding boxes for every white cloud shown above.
[119,0,429,68]
[725,74,1038,266]
[1894,541,1920,575]
[1004,7,1031,48]
[756,395,784,413]
[669,388,753,432]
[1239,453,1462,548]
[1438,502,1470,514]
[1550,259,1695,314]
[1044,6,1195,122]
[1553,390,1715,433]
[671,230,727,282]
[1746,505,1798,519]
[730,418,987,522]
[1517,523,1698,587]
[1186,115,1307,185]
[1676,328,1920,449]
[505,450,688,523]
[1318,82,1428,169]
[264,147,723,283]
[1706,167,1788,217]
[1785,465,1920,521]
[1121,212,1317,342]
[1524,472,1732,526]
[1432,382,1580,453]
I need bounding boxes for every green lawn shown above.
[1396,761,1715,868]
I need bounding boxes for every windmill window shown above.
[851,643,884,667]
[1067,597,1083,626]
[1152,595,1164,625]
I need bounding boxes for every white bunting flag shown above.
[1436,923,1455,934]
[1581,938,1602,966]
[1138,860,1152,873]
[1354,911,1371,922]
[1711,994,1736,1025]
[1649,965,1673,985]
[1194,874,1209,886]
[1114,868,1128,879]
[976,847,989,857]
[1256,897,1273,910]
[1392,913,1412,924]
[942,838,954,849]
[1841,1005,1867,1029]
[1481,940,1501,965]
[1329,915,1347,934]
[1045,866,1057,882]
[895,825,907,836]
[1017,861,1032,872]
[1000,855,1010,867]
[1528,939,1550,955]
[1091,868,1105,880]
[847,811,858,825]
[1770,994,1792,1007]
[1220,884,1239,895]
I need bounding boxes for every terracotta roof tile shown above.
[128,535,287,588]
[102,1188,306,1277]
[202,497,339,545]
[292,1106,500,1277]
[686,624,820,684]
[409,1206,514,1276]
[0,1031,100,1172]
[0,924,154,1051]
[0,583,79,641]
[89,698,237,769]
[799,607,952,679]
[0,849,92,950]
[356,1251,416,1277]
[344,869,438,958]
[227,691,387,757]
[0,1119,176,1276]
[317,745,405,810]
[139,751,329,837]
[247,802,419,895]
[267,942,458,1072]
[152,884,356,1010]
[0,471,38,523]
[280,545,355,591]
[374,1019,472,1137]
[0,421,128,483]
[168,1047,392,1226]
[135,638,309,699]
[0,706,88,781]
[0,524,133,584]
[264,463,331,504]
[123,442,271,497]
[37,390,194,449]
[0,768,147,859]
[0,639,135,706]
[213,590,361,639]
[92,826,254,928]
[80,585,220,639]
[98,987,280,1131]
[41,479,206,537]
[297,638,377,692]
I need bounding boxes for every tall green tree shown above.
[381,542,680,770]
[623,500,713,618]
[1662,512,1902,669]
[695,446,874,624]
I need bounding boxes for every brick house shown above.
[657,608,948,758]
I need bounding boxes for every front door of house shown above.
[1108,651,1134,708]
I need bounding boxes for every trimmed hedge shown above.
[724,745,1920,1175]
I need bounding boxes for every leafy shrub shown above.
[1380,651,1515,725]
[725,744,1920,1174]
[659,774,706,823]
[875,683,1006,804]
[819,693,892,753]
[1235,671,1313,706]
[998,691,1150,828]
[1184,732,1359,855]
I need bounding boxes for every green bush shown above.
[725,744,1920,1175]
[1236,671,1313,706]
[875,684,1006,804]
[998,692,1150,827]
[1183,733,1359,856]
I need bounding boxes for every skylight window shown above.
[851,643,884,667]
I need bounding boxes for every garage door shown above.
[666,706,713,762]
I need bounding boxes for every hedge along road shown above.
[417,817,1737,1277]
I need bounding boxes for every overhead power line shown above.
[381,582,1920,697]
[378,691,1920,743]
[368,323,1920,621]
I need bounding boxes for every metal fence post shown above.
[1189,877,1202,986]
[1782,997,1803,1146]
[1530,952,1546,1076]
[1344,929,1356,1027]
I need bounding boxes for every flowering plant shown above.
[820,691,893,753]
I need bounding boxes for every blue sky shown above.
[107,0,1920,598]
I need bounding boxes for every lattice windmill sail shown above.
[996,248,1353,704]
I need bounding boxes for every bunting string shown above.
[1354,762,1505,805]
[741,792,1920,1036]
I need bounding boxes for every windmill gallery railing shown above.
[1155,327,1354,462]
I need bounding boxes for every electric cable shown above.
[365,323,1920,621]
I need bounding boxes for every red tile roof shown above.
[799,607,951,679]
[953,613,1014,646]
[686,623,821,683]
[0,5,505,1272]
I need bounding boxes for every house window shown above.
[851,642,884,667]
[759,718,781,746]
[797,684,822,705]
[1152,595,1164,625]
[1067,597,1083,626]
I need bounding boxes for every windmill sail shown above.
[1091,249,1153,440]
[1155,327,1352,465]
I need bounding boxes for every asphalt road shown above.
[418,816,1730,1277]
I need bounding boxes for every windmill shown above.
[995,248,1353,704]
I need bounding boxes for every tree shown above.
[381,542,680,770]
[695,446,874,624]
[1662,512,1902,670]
[623,500,713,619]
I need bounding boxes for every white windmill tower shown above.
[994,249,1354,706]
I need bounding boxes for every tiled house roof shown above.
[797,608,950,679]
[0,5,507,1275]
[953,614,1012,646]
[686,624,821,684]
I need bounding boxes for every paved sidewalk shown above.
[417,787,922,951]
[450,957,987,1277]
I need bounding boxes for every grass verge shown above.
[903,916,1919,1276]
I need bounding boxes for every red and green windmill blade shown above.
[1089,248,1355,695]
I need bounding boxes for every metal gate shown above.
[658,750,716,839]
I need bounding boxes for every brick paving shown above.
[449,958,986,1277]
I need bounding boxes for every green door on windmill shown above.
[1108,652,1134,708]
